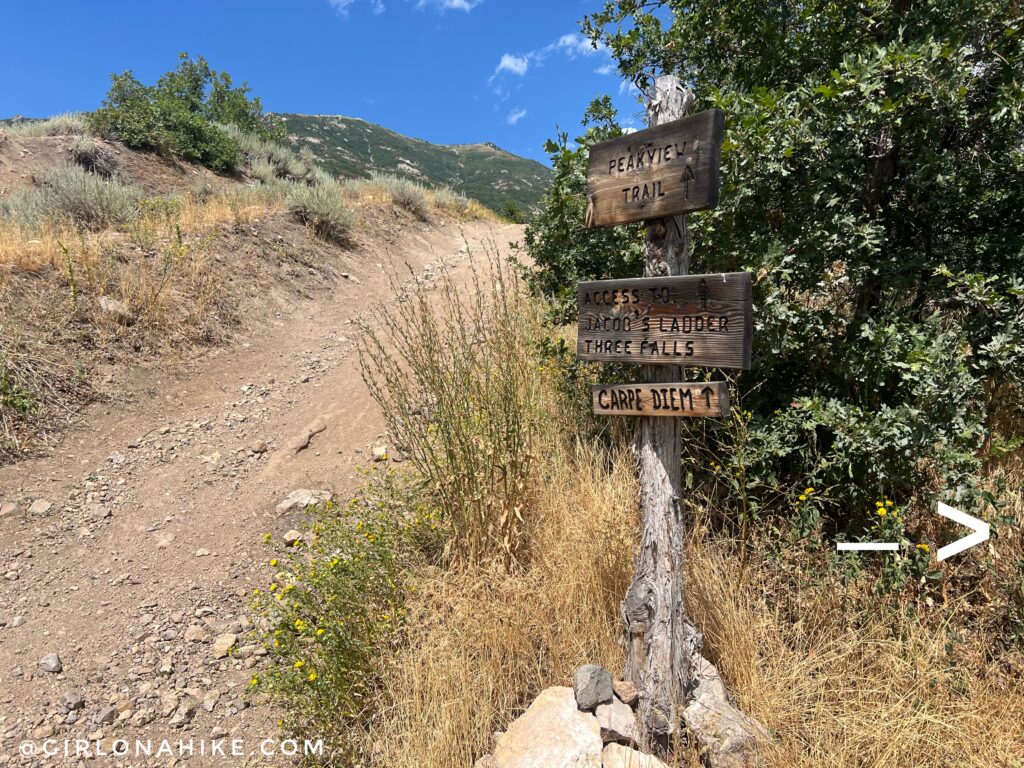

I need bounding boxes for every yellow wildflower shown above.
[917,543,930,552]
[294,660,304,669]
[799,494,807,502]
[270,559,278,567]
[308,672,317,682]
[885,500,894,507]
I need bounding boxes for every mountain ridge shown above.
[279,113,550,213]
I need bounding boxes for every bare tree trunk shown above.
[623,75,769,766]
[623,73,698,754]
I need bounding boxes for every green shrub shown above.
[308,166,334,187]
[501,201,527,224]
[285,182,353,243]
[523,3,1024,549]
[253,484,408,750]
[371,172,430,220]
[88,54,283,173]
[247,157,278,184]
[0,366,36,416]
[0,165,140,231]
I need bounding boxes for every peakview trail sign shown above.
[577,273,752,369]
[585,109,725,228]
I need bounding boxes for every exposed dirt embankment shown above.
[0,134,225,198]
[0,134,522,765]
[0,209,520,766]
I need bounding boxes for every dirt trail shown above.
[0,218,521,766]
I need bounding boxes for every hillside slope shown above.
[280,114,550,213]
[0,120,522,763]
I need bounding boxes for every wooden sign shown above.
[577,272,752,369]
[585,108,725,228]
[593,381,729,417]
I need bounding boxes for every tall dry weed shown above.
[359,252,551,566]
[366,439,639,768]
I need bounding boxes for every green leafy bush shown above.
[0,366,36,416]
[285,182,354,243]
[253,485,408,750]
[219,123,326,185]
[524,2,1024,545]
[88,53,284,173]
[1,164,140,231]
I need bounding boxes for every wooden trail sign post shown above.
[577,273,752,369]
[578,76,766,763]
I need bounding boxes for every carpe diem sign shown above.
[592,381,729,417]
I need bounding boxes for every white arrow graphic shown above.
[936,502,990,562]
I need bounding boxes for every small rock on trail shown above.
[288,417,327,455]
[39,653,63,673]
[276,488,331,514]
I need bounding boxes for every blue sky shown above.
[0,0,647,165]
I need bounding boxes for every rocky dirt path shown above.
[0,218,521,767]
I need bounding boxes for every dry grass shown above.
[365,439,638,768]
[685,520,1024,768]
[339,176,494,220]
[356,469,1023,768]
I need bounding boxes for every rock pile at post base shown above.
[475,662,767,768]
[473,665,664,768]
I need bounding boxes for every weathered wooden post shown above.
[580,74,768,764]
[627,74,698,750]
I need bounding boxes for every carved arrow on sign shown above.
[936,502,990,562]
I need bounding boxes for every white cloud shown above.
[506,107,527,126]
[489,30,610,90]
[494,53,529,78]
[416,0,481,11]
[327,0,385,15]
[619,79,641,96]
[554,32,602,58]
